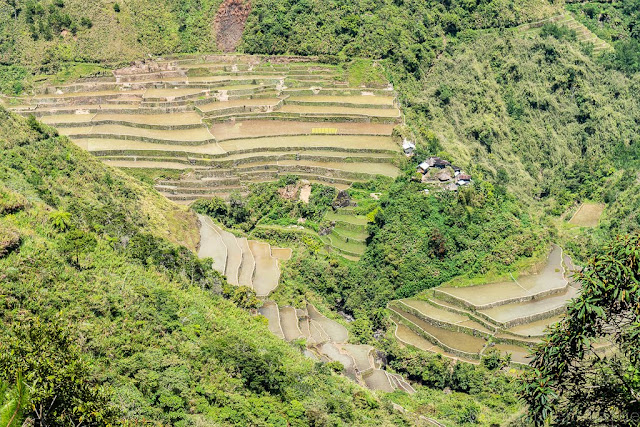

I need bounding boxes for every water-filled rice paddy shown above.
[440,245,566,309]
[506,315,563,337]
[399,299,492,335]
[236,237,255,288]
[279,307,303,341]
[363,370,394,392]
[307,304,348,343]
[478,286,579,326]
[75,138,226,155]
[40,114,95,124]
[318,343,356,379]
[248,240,280,296]
[393,308,487,355]
[341,344,373,372]
[271,247,292,260]
[218,227,242,285]
[197,215,227,274]
[103,160,197,170]
[199,98,280,112]
[218,134,399,153]
[93,112,203,125]
[258,301,284,339]
[66,124,214,142]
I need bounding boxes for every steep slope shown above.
[0,107,410,425]
[0,106,200,250]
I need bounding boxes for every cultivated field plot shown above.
[569,202,605,227]
[199,98,281,112]
[437,245,566,309]
[6,54,403,201]
[210,120,395,140]
[287,95,395,106]
[197,215,289,297]
[389,245,582,366]
[259,301,413,392]
[280,105,401,117]
[218,135,399,153]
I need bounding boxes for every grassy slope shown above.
[0,108,409,425]
[0,107,199,251]
[0,0,224,68]
[397,29,640,201]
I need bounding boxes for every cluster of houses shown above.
[401,139,472,190]
[417,156,472,189]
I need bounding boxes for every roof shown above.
[427,157,450,167]
[402,139,416,149]
[457,174,472,181]
[418,162,430,170]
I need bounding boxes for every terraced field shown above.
[389,245,583,366]
[519,12,613,53]
[321,209,370,260]
[7,55,403,203]
[197,214,290,296]
[259,301,415,393]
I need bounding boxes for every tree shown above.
[520,234,640,425]
[0,318,120,426]
[58,229,96,267]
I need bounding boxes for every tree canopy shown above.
[521,234,640,425]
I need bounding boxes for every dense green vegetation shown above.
[521,234,640,425]
[1,0,640,423]
[0,107,410,425]
[568,0,640,72]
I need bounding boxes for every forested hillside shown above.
[0,107,409,425]
[1,0,640,424]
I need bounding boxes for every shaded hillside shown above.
[0,107,410,425]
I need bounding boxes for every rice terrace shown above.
[1,0,639,424]
[5,55,402,203]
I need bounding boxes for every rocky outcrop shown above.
[214,0,252,52]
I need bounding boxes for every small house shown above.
[456,174,472,185]
[402,139,416,156]
[417,161,430,174]
[428,157,450,168]
[437,170,452,182]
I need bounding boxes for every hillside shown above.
[1,0,640,425]
[0,106,410,425]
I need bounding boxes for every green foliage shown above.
[521,234,640,425]
[48,210,71,232]
[326,361,344,373]
[113,2,120,13]
[0,318,120,426]
[58,228,96,267]
[0,375,30,427]
[540,22,577,41]
[0,106,407,426]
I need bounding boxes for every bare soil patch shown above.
[214,0,252,53]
